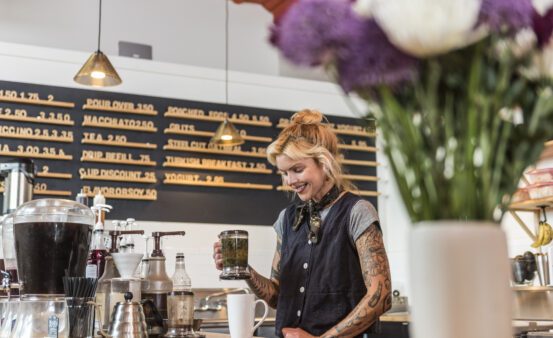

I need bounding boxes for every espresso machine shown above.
[0,158,35,296]
[0,158,35,215]
[11,199,95,337]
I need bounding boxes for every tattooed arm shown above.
[246,235,282,308]
[320,223,392,338]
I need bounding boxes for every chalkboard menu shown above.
[0,80,377,225]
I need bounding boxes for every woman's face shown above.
[276,155,331,202]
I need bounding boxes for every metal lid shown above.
[219,230,248,237]
[13,198,95,226]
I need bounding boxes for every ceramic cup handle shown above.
[252,299,269,334]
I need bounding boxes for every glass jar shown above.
[219,230,250,280]
[13,199,94,296]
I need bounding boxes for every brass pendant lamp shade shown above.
[211,118,244,147]
[74,51,122,86]
[210,0,244,147]
[74,0,122,87]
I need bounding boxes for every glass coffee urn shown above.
[12,199,95,337]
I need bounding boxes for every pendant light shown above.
[74,0,122,87]
[210,0,244,147]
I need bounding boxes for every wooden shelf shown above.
[164,128,272,143]
[357,190,381,197]
[278,123,375,138]
[81,158,157,167]
[80,174,157,184]
[82,121,157,133]
[343,174,379,182]
[340,159,380,167]
[0,96,75,108]
[83,104,158,116]
[277,185,380,197]
[509,197,553,211]
[338,144,377,153]
[82,139,157,150]
[34,189,72,196]
[165,179,273,190]
[0,114,74,126]
[0,133,73,143]
[83,192,157,201]
[163,145,267,159]
[37,172,72,179]
[164,111,272,127]
[0,151,72,161]
[163,162,272,174]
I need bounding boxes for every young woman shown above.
[213,109,391,338]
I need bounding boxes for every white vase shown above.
[409,221,512,338]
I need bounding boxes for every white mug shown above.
[227,293,269,338]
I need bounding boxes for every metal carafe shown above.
[106,292,148,338]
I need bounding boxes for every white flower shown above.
[534,41,553,77]
[353,0,375,19]
[371,0,484,57]
[512,29,538,58]
[532,0,553,15]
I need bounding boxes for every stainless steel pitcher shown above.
[103,292,148,338]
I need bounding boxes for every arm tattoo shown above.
[321,224,392,338]
[246,236,281,308]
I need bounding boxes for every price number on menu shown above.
[0,90,54,101]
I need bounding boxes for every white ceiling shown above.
[0,0,328,81]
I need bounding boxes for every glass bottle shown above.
[172,253,191,291]
[86,207,109,279]
[166,253,200,337]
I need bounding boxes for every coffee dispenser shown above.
[142,231,185,319]
[12,198,95,337]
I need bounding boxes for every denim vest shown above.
[275,192,375,337]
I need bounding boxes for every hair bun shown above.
[291,109,324,125]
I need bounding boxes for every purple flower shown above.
[336,20,418,92]
[272,0,417,91]
[479,0,534,33]
[533,8,553,48]
[271,0,363,66]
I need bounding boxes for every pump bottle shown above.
[86,204,111,279]
[142,231,186,320]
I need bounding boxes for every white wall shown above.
[0,42,368,288]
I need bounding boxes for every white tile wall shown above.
[122,221,277,289]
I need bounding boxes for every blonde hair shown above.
[267,109,354,192]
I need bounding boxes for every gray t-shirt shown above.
[273,198,379,244]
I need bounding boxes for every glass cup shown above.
[219,230,251,280]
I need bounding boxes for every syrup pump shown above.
[97,229,144,331]
[142,231,186,320]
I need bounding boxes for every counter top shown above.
[201,332,262,338]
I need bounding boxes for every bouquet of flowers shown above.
[271,0,553,223]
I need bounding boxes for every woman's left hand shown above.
[282,327,317,338]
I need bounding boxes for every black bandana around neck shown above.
[292,185,342,244]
